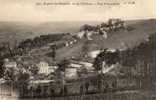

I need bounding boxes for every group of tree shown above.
[93,32,156,72]
[93,33,156,88]
[80,24,98,32]
[0,33,64,61]
[17,34,64,53]
[93,48,120,71]
[80,19,126,33]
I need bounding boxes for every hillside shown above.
[1,19,156,62]
[0,19,155,46]
[54,19,156,61]
[25,19,156,63]
[0,21,101,46]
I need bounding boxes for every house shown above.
[71,61,94,71]
[108,18,125,30]
[86,31,94,40]
[88,48,118,59]
[49,65,58,73]
[4,59,17,69]
[78,61,94,72]
[102,62,116,74]
[64,61,93,79]
[37,61,57,75]
[65,42,69,47]
[37,61,49,74]
[88,50,101,58]
[65,67,78,79]
[69,63,82,68]
[76,31,85,39]
[29,80,55,86]
[28,79,55,95]
[63,60,94,79]
[99,27,108,39]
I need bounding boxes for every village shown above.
[0,19,155,98]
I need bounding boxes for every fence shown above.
[0,82,18,97]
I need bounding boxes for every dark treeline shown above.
[119,33,156,88]
[93,33,156,90]
[4,34,65,58]
[18,34,65,50]
[94,33,156,71]
[121,34,155,67]
[94,33,156,76]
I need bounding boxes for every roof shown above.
[69,63,82,68]
[29,80,55,84]
[102,64,116,74]
[0,78,6,84]
[88,50,101,58]
[78,61,93,67]
[4,61,17,68]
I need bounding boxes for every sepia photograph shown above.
[0,0,156,100]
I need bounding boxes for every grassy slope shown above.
[13,19,156,63]
[54,19,156,62]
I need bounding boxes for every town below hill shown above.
[0,19,156,98]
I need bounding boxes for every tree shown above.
[17,72,30,97]
[36,85,42,97]
[50,45,57,60]
[29,65,39,75]
[57,59,70,95]
[93,49,120,71]
[80,24,94,31]
[93,49,120,92]
[17,72,30,82]
[57,59,70,72]
[81,41,90,58]
[4,68,16,81]
[0,60,5,78]
[93,49,107,71]
[100,22,109,28]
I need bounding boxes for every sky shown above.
[0,0,155,22]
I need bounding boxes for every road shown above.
[1,90,156,100]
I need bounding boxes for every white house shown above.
[102,62,115,73]
[37,61,57,75]
[5,62,17,68]
[100,61,119,74]
[102,30,108,39]
[37,61,49,74]
[88,50,101,58]
[70,61,94,72]
[99,28,108,39]
[65,42,69,47]
[69,63,82,68]
[88,48,118,59]
[86,31,94,40]
[4,59,17,69]
[76,31,85,39]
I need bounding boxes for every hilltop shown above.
[20,19,156,63]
